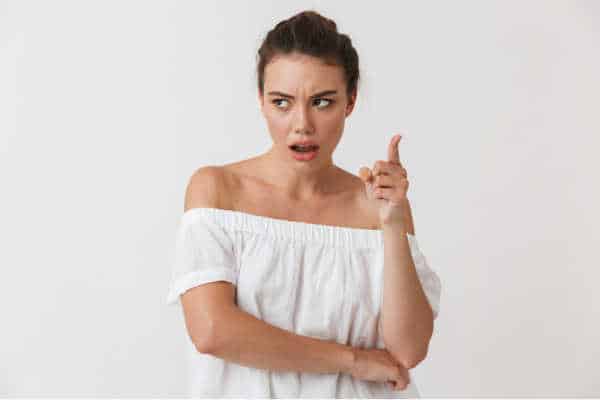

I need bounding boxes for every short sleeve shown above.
[406,233,442,320]
[166,211,238,306]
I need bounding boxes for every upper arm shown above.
[184,166,224,212]
[181,280,236,353]
[180,166,237,353]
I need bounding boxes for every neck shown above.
[257,147,342,201]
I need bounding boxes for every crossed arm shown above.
[380,197,435,369]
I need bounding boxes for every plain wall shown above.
[1,0,599,396]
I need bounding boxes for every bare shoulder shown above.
[184,165,228,212]
[336,167,381,229]
[335,166,367,197]
[343,167,416,234]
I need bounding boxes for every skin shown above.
[257,52,357,200]
[244,54,409,390]
[216,51,418,390]
[221,51,381,228]
[221,52,417,234]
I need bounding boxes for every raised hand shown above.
[358,134,410,228]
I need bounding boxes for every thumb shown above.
[358,167,373,184]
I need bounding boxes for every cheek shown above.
[263,111,288,130]
[263,115,291,145]
[270,120,290,139]
[321,108,346,126]
[320,115,345,136]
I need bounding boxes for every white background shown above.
[1,0,599,396]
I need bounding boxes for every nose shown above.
[292,102,314,134]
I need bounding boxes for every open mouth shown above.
[289,144,319,153]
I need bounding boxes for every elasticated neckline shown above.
[181,207,392,250]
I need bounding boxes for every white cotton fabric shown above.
[166,207,441,398]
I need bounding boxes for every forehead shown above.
[264,53,345,91]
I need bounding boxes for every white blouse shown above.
[166,207,441,398]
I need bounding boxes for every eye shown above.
[314,98,334,108]
[272,99,289,109]
[271,98,334,110]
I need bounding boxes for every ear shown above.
[345,89,357,117]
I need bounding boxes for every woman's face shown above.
[258,52,357,165]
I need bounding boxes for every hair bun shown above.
[256,9,360,99]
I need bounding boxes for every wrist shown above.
[340,345,357,375]
[381,221,407,232]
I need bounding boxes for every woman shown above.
[167,9,441,398]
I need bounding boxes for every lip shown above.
[289,145,319,161]
[289,141,319,148]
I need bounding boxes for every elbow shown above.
[384,327,434,369]
[384,330,432,369]
[390,346,429,369]
[191,318,219,354]
[192,308,235,355]
[193,333,215,354]
[404,349,429,369]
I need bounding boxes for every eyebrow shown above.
[266,90,338,99]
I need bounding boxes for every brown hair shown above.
[256,10,360,100]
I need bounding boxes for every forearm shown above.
[381,222,434,368]
[204,306,356,375]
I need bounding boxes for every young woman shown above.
[167,10,441,398]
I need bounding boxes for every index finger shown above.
[388,134,402,165]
